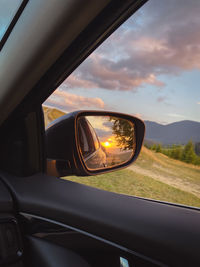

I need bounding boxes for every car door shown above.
[0,0,200,267]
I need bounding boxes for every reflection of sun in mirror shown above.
[102,141,111,147]
[80,115,136,170]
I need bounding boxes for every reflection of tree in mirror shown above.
[110,117,135,151]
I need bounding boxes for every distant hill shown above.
[144,120,200,145]
[43,106,66,127]
[43,106,200,145]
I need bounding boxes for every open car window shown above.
[43,0,200,208]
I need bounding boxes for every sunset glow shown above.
[102,141,111,147]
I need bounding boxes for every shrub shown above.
[182,141,196,164]
[147,140,200,166]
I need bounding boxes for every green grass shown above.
[135,147,200,184]
[131,147,200,197]
[65,168,200,207]
[64,147,200,207]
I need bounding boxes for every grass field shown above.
[65,147,200,207]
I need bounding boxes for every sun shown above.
[104,141,110,147]
[102,141,111,147]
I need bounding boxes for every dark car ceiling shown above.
[0,0,111,125]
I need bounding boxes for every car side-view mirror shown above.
[45,111,145,177]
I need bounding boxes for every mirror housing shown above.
[45,110,145,177]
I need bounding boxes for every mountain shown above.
[43,106,200,146]
[144,120,200,145]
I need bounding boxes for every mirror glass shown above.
[77,115,136,170]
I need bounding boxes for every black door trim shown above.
[20,212,165,266]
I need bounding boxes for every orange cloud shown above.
[66,74,96,89]
[44,90,105,111]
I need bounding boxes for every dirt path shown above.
[128,164,200,198]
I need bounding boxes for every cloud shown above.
[157,96,166,103]
[63,0,200,92]
[65,74,96,89]
[167,113,186,119]
[198,102,200,105]
[44,90,105,112]
[103,121,113,128]
[65,53,164,91]
[95,128,111,139]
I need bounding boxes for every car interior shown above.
[0,0,200,266]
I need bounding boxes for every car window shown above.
[43,0,200,208]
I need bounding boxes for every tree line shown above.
[145,141,200,166]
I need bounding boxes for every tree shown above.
[194,156,200,166]
[182,140,196,164]
[162,149,170,156]
[110,117,135,151]
[151,144,157,151]
[155,144,162,153]
[195,142,200,156]
[170,145,182,160]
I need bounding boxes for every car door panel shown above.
[0,180,13,213]
[26,236,90,267]
[0,180,24,266]
[1,172,200,266]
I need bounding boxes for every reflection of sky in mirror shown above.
[86,116,112,140]
[0,0,22,41]
[85,116,114,151]
[85,116,117,152]
[85,115,134,155]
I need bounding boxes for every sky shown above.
[0,0,22,41]
[43,0,198,124]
